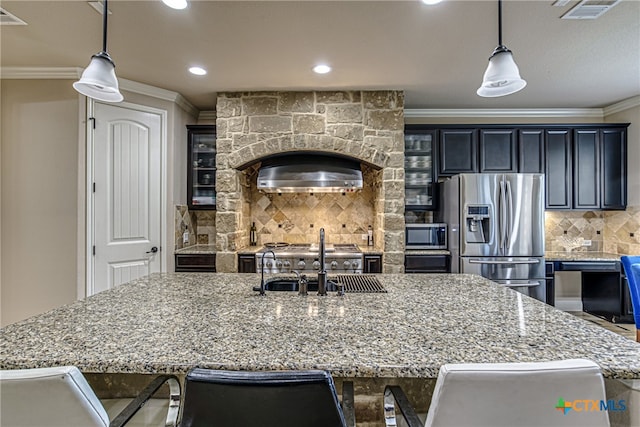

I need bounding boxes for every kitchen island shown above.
[2,273,639,379]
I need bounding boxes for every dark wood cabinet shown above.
[404,254,450,273]
[404,128,436,210]
[238,254,256,273]
[600,127,627,210]
[518,129,545,173]
[545,262,555,307]
[545,129,572,210]
[543,126,627,211]
[363,254,382,273]
[573,129,600,209]
[406,124,627,212]
[175,253,216,272]
[438,129,478,176]
[187,125,216,210]
[479,129,517,172]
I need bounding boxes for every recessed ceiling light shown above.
[313,64,332,74]
[162,0,187,10]
[189,66,207,76]
[421,0,443,4]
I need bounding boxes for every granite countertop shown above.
[545,251,622,262]
[175,244,216,255]
[2,273,639,379]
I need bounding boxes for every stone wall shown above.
[215,91,405,272]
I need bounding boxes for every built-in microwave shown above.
[405,223,447,249]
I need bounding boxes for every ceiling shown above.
[1,0,639,112]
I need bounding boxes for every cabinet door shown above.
[404,129,436,210]
[404,255,450,273]
[479,129,517,172]
[573,129,600,209]
[600,128,626,210]
[518,129,545,173]
[363,255,382,273]
[545,130,572,210]
[187,125,217,210]
[438,129,477,176]
[238,254,256,273]
[175,254,216,272]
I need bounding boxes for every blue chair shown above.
[621,255,640,342]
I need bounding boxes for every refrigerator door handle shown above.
[499,179,507,252]
[494,280,542,288]
[468,259,541,265]
[505,179,513,250]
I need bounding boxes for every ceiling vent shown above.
[0,8,27,25]
[561,0,622,19]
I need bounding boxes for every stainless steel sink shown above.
[253,275,386,293]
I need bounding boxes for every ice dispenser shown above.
[465,205,491,243]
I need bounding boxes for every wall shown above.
[1,79,79,326]
[215,91,405,273]
[0,79,196,326]
[604,103,640,255]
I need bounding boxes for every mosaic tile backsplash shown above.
[244,165,377,246]
[545,205,640,254]
[174,205,216,249]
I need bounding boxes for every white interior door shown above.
[91,102,162,295]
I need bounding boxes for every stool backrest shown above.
[424,359,609,427]
[0,366,109,427]
[180,369,347,427]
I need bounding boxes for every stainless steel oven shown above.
[405,223,447,249]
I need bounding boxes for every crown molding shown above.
[404,108,604,118]
[0,66,198,117]
[603,95,640,116]
[118,78,198,117]
[198,110,217,123]
[0,66,82,79]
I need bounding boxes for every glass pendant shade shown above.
[74,52,123,103]
[477,47,526,97]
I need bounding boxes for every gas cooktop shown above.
[257,243,363,273]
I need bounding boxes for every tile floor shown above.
[570,311,637,341]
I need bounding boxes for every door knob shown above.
[146,246,158,254]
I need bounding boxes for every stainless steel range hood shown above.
[257,154,363,193]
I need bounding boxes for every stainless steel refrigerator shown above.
[437,173,546,302]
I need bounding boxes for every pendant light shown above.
[73,0,123,103]
[477,0,526,97]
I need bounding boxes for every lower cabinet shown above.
[404,254,450,273]
[363,254,382,274]
[238,254,257,273]
[545,262,555,307]
[175,253,216,272]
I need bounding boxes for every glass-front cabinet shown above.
[187,125,216,210]
[404,128,435,211]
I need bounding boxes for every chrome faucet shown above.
[317,228,327,296]
[293,270,308,296]
[259,250,276,296]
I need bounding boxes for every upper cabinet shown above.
[545,129,572,210]
[479,129,517,173]
[404,128,436,210]
[438,129,478,175]
[544,126,628,210]
[405,124,628,213]
[187,125,217,210]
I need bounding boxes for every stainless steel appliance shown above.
[257,153,363,193]
[405,223,447,249]
[437,173,546,302]
[256,242,363,274]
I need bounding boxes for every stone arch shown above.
[228,134,390,170]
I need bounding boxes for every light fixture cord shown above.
[102,0,108,53]
[498,0,503,47]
